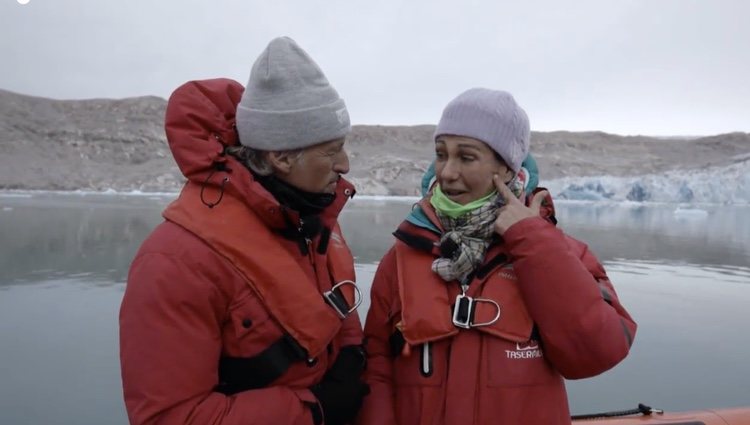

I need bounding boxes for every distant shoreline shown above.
[0,189,419,202]
[3,188,749,208]
[2,88,749,203]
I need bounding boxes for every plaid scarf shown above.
[431,173,526,283]
[431,197,499,282]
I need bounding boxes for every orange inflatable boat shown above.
[571,404,750,424]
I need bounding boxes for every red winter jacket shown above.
[119,79,363,425]
[357,198,636,425]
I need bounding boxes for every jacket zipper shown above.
[299,218,315,266]
[305,237,314,265]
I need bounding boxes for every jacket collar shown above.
[405,191,556,234]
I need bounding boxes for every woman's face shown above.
[434,135,513,205]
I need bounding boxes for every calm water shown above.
[1,192,749,425]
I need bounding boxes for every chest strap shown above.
[216,334,311,395]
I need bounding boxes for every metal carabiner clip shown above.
[469,297,501,327]
[323,280,362,319]
[452,294,501,329]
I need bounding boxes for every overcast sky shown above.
[1,0,748,135]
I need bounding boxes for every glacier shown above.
[545,160,750,205]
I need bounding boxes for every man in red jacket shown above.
[119,37,368,425]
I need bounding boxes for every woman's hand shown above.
[493,174,548,235]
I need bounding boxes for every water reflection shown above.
[556,202,750,268]
[0,193,167,285]
[0,279,127,425]
[3,194,748,287]
[1,193,749,425]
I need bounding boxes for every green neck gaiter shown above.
[430,185,497,219]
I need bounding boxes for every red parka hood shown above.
[165,78,244,182]
[163,78,354,227]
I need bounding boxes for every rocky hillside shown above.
[1,88,748,196]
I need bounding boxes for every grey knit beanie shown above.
[236,37,351,150]
[434,88,530,173]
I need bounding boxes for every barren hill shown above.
[1,88,748,196]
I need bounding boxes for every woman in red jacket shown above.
[358,88,636,425]
[119,37,368,425]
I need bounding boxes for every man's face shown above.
[278,138,350,194]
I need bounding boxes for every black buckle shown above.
[452,294,475,329]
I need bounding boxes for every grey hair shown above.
[225,145,305,176]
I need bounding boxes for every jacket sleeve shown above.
[120,252,316,425]
[503,217,637,380]
[356,248,398,425]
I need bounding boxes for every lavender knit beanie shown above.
[434,88,530,173]
[236,37,350,150]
